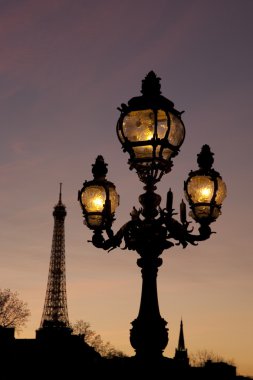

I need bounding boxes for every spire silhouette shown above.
[178,319,185,350]
[174,318,189,365]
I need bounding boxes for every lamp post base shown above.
[130,316,168,360]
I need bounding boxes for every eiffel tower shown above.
[37,184,72,338]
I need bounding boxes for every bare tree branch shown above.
[189,349,235,367]
[71,319,126,358]
[0,289,30,333]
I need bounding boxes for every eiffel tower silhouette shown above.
[37,184,72,338]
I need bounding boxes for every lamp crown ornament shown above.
[141,71,162,97]
[78,72,227,362]
[92,155,108,180]
[197,144,214,171]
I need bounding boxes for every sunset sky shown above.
[0,0,252,376]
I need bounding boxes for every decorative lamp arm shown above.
[164,214,213,248]
[89,224,128,252]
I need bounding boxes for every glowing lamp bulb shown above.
[200,187,212,201]
[92,196,104,209]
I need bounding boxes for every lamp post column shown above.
[129,186,169,360]
[130,255,168,360]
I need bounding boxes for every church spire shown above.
[178,319,185,350]
[174,318,189,365]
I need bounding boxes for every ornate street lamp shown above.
[78,71,227,361]
[78,155,119,231]
[116,71,185,185]
[184,144,227,224]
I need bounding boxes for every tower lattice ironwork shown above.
[40,184,70,329]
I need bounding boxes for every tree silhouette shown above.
[0,288,30,333]
[190,349,235,367]
[72,319,126,358]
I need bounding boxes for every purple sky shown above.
[0,0,252,376]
